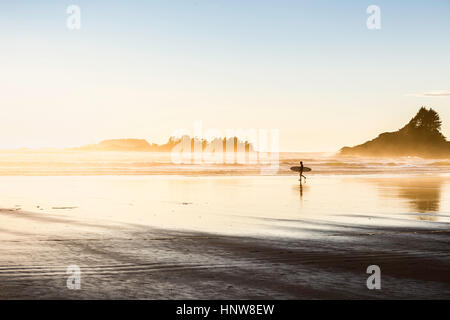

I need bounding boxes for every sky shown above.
[1,0,449,151]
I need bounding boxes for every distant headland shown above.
[340,107,450,158]
[73,136,254,153]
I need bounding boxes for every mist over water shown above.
[0,151,449,175]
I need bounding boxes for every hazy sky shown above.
[1,0,449,151]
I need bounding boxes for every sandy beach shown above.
[1,174,449,299]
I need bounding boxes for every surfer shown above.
[299,161,306,183]
[290,162,310,184]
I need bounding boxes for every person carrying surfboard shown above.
[290,162,311,184]
[299,161,306,183]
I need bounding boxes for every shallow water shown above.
[1,174,449,299]
[1,174,449,241]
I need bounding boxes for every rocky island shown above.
[340,107,450,158]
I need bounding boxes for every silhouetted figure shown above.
[299,161,306,184]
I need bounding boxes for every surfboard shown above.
[290,166,311,172]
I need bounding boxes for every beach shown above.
[1,172,449,299]
[2,0,450,303]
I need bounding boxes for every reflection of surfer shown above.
[300,161,306,183]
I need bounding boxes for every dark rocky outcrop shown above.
[340,107,450,158]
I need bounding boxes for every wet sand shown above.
[0,175,449,299]
[1,221,449,299]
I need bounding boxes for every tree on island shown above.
[403,107,445,142]
[408,107,442,131]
